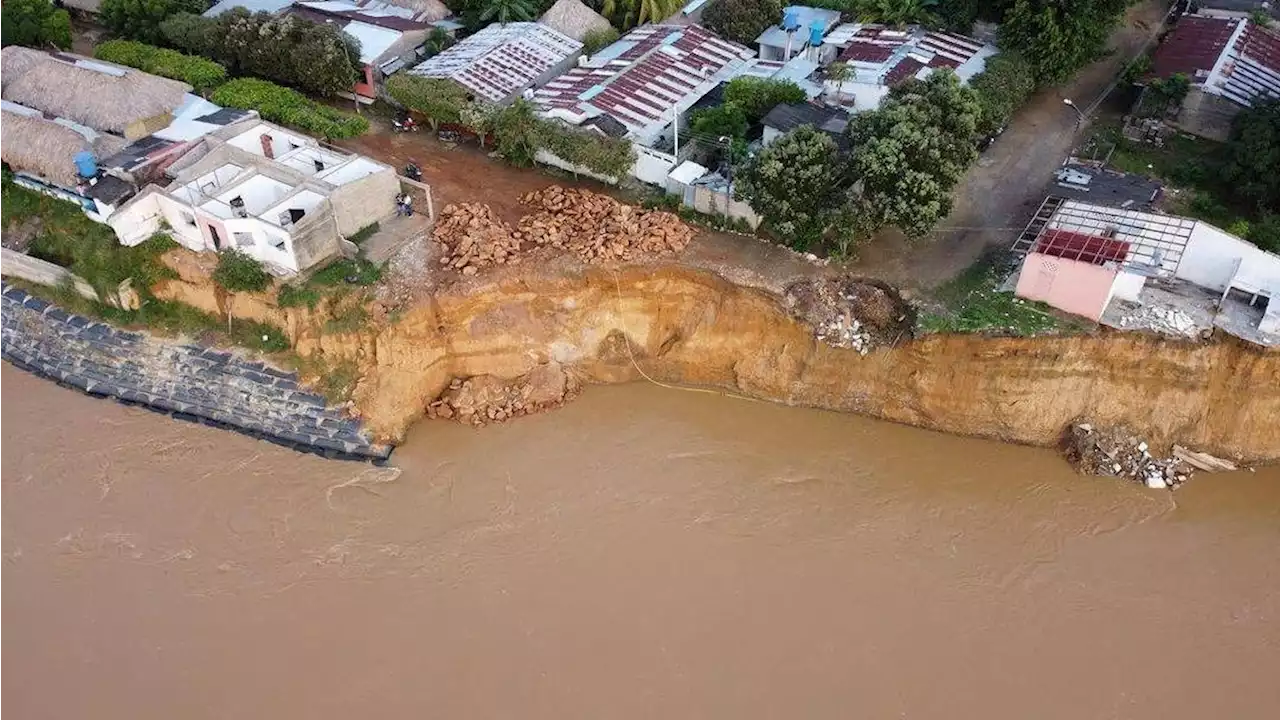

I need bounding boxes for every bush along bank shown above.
[1,283,391,462]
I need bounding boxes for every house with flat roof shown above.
[756,6,843,62]
[818,23,995,110]
[408,22,582,105]
[1145,13,1280,140]
[108,121,399,275]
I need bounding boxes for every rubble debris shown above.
[1171,445,1238,473]
[783,277,915,354]
[1061,423,1194,490]
[425,363,581,426]
[1117,303,1202,338]
[517,186,693,263]
[430,187,694,276]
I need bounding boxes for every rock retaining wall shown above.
[0,283,391,462]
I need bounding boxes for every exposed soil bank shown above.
[259,264,1279,461]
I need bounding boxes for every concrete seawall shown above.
[0,284,391,462]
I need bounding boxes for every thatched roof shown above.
[0,47,190,134]
[539,0,612,42]
[1,111,128,188]
[380,0,452,22]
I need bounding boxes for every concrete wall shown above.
[535,149,620,185]
[289,204,342,272]
[633,145,678,186]
[1111,270,1147,303]
[688,185,763,229]
[1015,252,1118,321]
[1173,88,1241,142]
[0,283,391,461]
[328,167,399,236]
[1178,221,1280,293]
[0,248,97,300]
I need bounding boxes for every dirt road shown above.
[847,0,1176,291]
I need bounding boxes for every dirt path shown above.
[846,0,1175,292]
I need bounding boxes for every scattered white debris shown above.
[1118,304,1201,338]
[1064,423,1194,491]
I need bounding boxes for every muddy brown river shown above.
[3,365,1279,718]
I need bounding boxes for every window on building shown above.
[181,212,197,227]
[233,232,254,247]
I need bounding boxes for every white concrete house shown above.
[109,121,399,275]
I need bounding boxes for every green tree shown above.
[702,0,781,46]
[735,125,848,249]
[826,61,854,101]
[480,0,537,24]
[967,50,1034,136]
[856,0,939,27]
[100,0,206,45]
[490,100,542,167]
[998,0,1128,86]
[163,10,361,97]
[386,75,471,131]
[690,104,750,142]
[1,0,73,49]
[581,26,620,55]
[845,70,981,238]
[722,76,808,122]
[1221,99,1280,214]
[1248,214,1280,253]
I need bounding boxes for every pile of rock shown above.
[433,203,523,276]
[425,363,580,426]
[1062,423,1193,490]
[784,277,914,354]
[1117,303,1201,338]
[516,186,693,263]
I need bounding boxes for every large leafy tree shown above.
[1221,99,1280,214]
[702,0,781,46]
[100,0,207,45]
[162,10,361,97]
[1,0,72,49]
[856,0,939,27]
[845,70,981,238]
[968,50,1035,136]
[735,125,848,249]
[480,0,537,24]
[999,0,1128,86]
[386,75,472,131]
[722,76,808,122]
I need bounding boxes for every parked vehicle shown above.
[978,125,1006,152]
[392,115,418,133]
[404,163,422,182]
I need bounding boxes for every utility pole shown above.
[1063,97,1086,125]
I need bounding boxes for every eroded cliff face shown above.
[274,265,1279,462]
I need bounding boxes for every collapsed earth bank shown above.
[158,258,1280,462]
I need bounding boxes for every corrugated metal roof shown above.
[344,20,404,64]
[1149,15,1238,80]
[534,24,753,134]
[409,22,582,104]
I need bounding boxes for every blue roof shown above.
[203,0,295,17]
[756,6,842,47]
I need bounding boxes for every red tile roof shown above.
[1149,15,1238,80]
[884,56,924,86]
[534,24,751,131]
[1034,230,1130,266]
[838,41,901,64]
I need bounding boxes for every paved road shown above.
[847,0,1175,292]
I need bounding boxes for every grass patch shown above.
[920,252,1083,336]
[347,222,380,245]
[284,354,361,403]
[212,249,272,293]
[4,180,177,299]
[324,301,369,334]
[276,257,383,309]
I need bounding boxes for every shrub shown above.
[211,78,369,138]
[2,0,73,49]
[310,257,382,286]
[100,0,205,45]
[212,249,272,293]
[386,75,470,131]
[94,39,227,94]
[536,119,636,181]
[581,26,620,55]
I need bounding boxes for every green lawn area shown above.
[918,252,1088,336]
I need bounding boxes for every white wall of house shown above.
[219,215,299,272]
[1110,270,1147,303]
[837,81,891,112]
[1177,222,1280,293]
[633,145,678,187]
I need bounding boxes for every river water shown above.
[4,365,1279,718]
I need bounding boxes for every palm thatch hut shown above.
[538,0,612,42]
[1,111,129,188]
[1,47,190,140]
[380,0,452,22]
